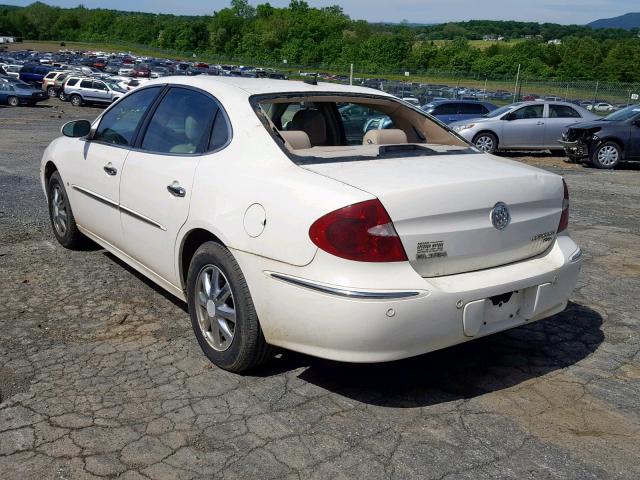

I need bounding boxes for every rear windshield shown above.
[252,93,474,164]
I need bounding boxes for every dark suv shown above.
[422,100,497,124]
[561,104,640,169]
[19,64,55,86]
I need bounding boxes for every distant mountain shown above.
[588,12,640,30]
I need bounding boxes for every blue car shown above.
[422,100,498,124]
[0,80,48,106]
[18,64,54,86]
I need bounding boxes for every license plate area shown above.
[463,289,523,337]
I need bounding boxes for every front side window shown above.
[93,81,107,91]
[80,79,92,89]
[93,87,161,146]
[511,105,544,120]
[433,103,458,115]
[549,105,580,118]
[140,88,218,154]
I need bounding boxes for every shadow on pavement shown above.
[256,301,603,407]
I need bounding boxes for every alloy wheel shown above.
[195,265,236,351]
[475,135,494,152]
[51,185,68,236]
[597,145,619,167]
[8,96,18,107]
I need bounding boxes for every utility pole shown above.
[349,63,353,86]
[593,80,599,106]
[513,64,521,103]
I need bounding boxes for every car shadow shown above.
[252,301,603,407]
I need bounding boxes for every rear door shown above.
[119,86,229,285]
[432,103,459,124]
[458,102,487,122]
[544,104,583,147]
[501,104,545,148]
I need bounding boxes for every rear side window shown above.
[209,110,230,150]
[458,103,486,115]
[549,104,581,118]
[140,87,218,154]
[94,87,161,147]
[433,103,458,115]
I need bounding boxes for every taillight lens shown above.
[557,179,569,232]
[309,199,408,262]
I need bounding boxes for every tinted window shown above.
[209,110,230,150]
[93,81,107,91]
[66,78,79,86]
[459,103,485,115]
[433,103,458,115]
[512,105,543,120]
[80,79,93,89]
[45,72,56,79]
[141,88,217,154]
[549,104,581,118]
[94,87,161,146]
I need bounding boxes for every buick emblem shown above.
[491,202,511,230]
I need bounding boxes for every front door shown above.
[68,86,163,247]
[501,104,545,148]
[119,86,224,286]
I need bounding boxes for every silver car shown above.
[64,77,126,107]
[450,101,598,153]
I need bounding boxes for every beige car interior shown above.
[259,95,468,156]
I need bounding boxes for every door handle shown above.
[536,121,545,125]
[167,182,186,197]
[103,163,117,176]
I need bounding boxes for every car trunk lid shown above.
[302,152,563,277]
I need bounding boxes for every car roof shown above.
[428,99,489,104]
[143,75,391,98]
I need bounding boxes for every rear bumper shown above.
[233,235,581,363]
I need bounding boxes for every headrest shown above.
[279,130,311,150]
[363,129,408,145]
[289,109,327,145]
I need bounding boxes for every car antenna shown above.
[303,73,318,86]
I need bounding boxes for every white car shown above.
[588,102,615,113]
[40,77,582,372]
[118,66,134,76]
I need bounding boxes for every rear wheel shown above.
[47,86,56,97]
[47,171,87,249]
[187,241,274,373]
[70,94,82,107]
[591,141,621,169]
[7,96,19,107]
[58,90,67,101]
[473,132,498,154]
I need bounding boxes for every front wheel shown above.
[70,94,82,107]
[7,96,19,107]
[186,242,274,373]
[473,132,498,154]
[47,171,87,249]
[591,142,621,169]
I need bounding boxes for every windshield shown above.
[253,93,474,164]
[484,103,519,118]
[602,104,640,122]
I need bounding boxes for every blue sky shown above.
[4,0,638,24]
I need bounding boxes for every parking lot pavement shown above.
[1,99,639,480]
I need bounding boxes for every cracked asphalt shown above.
[1,99,639,479]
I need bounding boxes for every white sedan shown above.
[41,77,582,372]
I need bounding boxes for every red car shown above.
[131,65,151,78]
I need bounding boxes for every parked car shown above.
[42,77,581,372]
[588,102,615,113]
[42,71,69,97]
[422,100,498,124]
[2,64,22,79]
[118,66,134,76]
[19,64,54,85]
[64,77,126,106]
[451,101,598,153]
[0,80,47,106]
[131,64,151,78]
[560,104,640,169]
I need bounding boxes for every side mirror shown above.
[61,119,91,138]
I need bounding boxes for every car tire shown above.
[47,171,87,249]
[550,149,566,157]
[591,141,621,169]
[473,132,498,154]
[186,241,274,373]
[7,96,19,107]
[70,94,82,107]
[58,91,67,101]
[47,86,56,97]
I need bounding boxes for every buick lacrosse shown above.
[41,77,582,372]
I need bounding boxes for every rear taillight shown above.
[309,199,408,262]
[557,179,569,232]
